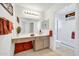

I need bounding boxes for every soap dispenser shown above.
[39,30,42,34]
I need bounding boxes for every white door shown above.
[57,19,76,48]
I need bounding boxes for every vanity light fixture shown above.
[23,10,40,16]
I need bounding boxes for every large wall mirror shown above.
[29,23,34,33]
[41,20,49,30]
[20,18,34,35]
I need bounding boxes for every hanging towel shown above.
[0,17,13,35]
[3,18,9,34]
[8,20,13,33]
[0,19,4,35]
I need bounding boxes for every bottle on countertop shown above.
[39,29,42,34]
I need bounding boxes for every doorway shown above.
[55,4,76,56]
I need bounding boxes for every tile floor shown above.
[15,45,74,56]
[15,41,75,56]
[15,49,61,56]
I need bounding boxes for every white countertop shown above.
[12,34,49,40]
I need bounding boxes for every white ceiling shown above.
[15,3,54,12]
[57,4,76,16]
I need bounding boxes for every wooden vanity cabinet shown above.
[33,36,49,51]
[34,37,44,50]
[13,36,49,54]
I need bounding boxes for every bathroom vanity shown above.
[33,36,49,51]
[12,34,50,54]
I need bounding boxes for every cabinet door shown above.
[34,37,44,51]
[43,37,49,48]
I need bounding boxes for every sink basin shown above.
[30,34,34,36]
